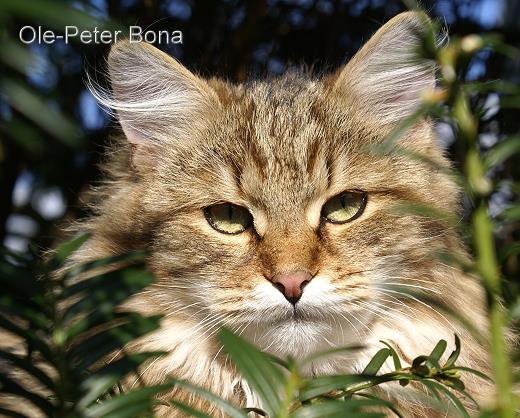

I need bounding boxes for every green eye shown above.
[321,191,367,224]
[204,203,253,235]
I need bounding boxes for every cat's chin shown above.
[239,286,365,359]
[240,316,340,360]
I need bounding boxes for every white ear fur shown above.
[89,41,218,165]
[336,12,436,124]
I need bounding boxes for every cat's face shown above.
[96,12,458,359]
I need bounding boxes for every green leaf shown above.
[428,339,448,367]
[449,367,493,383]
[48,233,91,269]
[63,268,154,321]
[0,0,111,32]
[500,95,520,109]
[501,205,520,222]
[243,407,269,416]
[78,352,165,408]
[300,345,364,367]
[69,314,162,370]
[0,79,84,148]
[62,251,147,282]
[427,381,471,418]
[219,328,286,417]
[0,295,48,331]
[412,355,429,368]
[420,380,442,401]
[84,383,174,418]
[484,135,520,168]
[0,117,46,156]
[509,297,520,321]
[389,202,463,231]
[0,37,37,75]
[367,104,441,156]
[290,399,385,418]
[168,400,213,418]
[169,379,249,418]
[355,393,405,418]
[89,402,155,418]
[299,375,367,401]
[379,341,402,370]
[444,335,461,368]
[362,348,391,375]
[64,310,130,342]
[463,80,520,95]
[500,242,520,263]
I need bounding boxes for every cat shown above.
[74,11,491,417]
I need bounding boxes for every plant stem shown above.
[473,205,515,418]
[277,367,300,418]
[458,89,516,417]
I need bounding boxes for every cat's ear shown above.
[334,12,436,125]
[95,41,219,168]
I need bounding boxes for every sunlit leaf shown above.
[219,328,286,417]
[444,335,461,368]
[169,378,249,418]
[428,339,447,366]
[362,348,391,375]
[379,341,402,370]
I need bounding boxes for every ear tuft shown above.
[89,41,219,167]
[335,12,436,124]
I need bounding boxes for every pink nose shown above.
[272,270,312,304]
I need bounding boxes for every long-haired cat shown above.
[76,11,491,417]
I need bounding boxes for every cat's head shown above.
[92,12,458,359]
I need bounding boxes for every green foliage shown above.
[0,242,486,418]
[0,235,172,417]
[0,230,492,417]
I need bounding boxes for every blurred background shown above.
[0,0,519,280]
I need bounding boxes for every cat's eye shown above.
[321,191,367,224]
[204,203,253,235]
